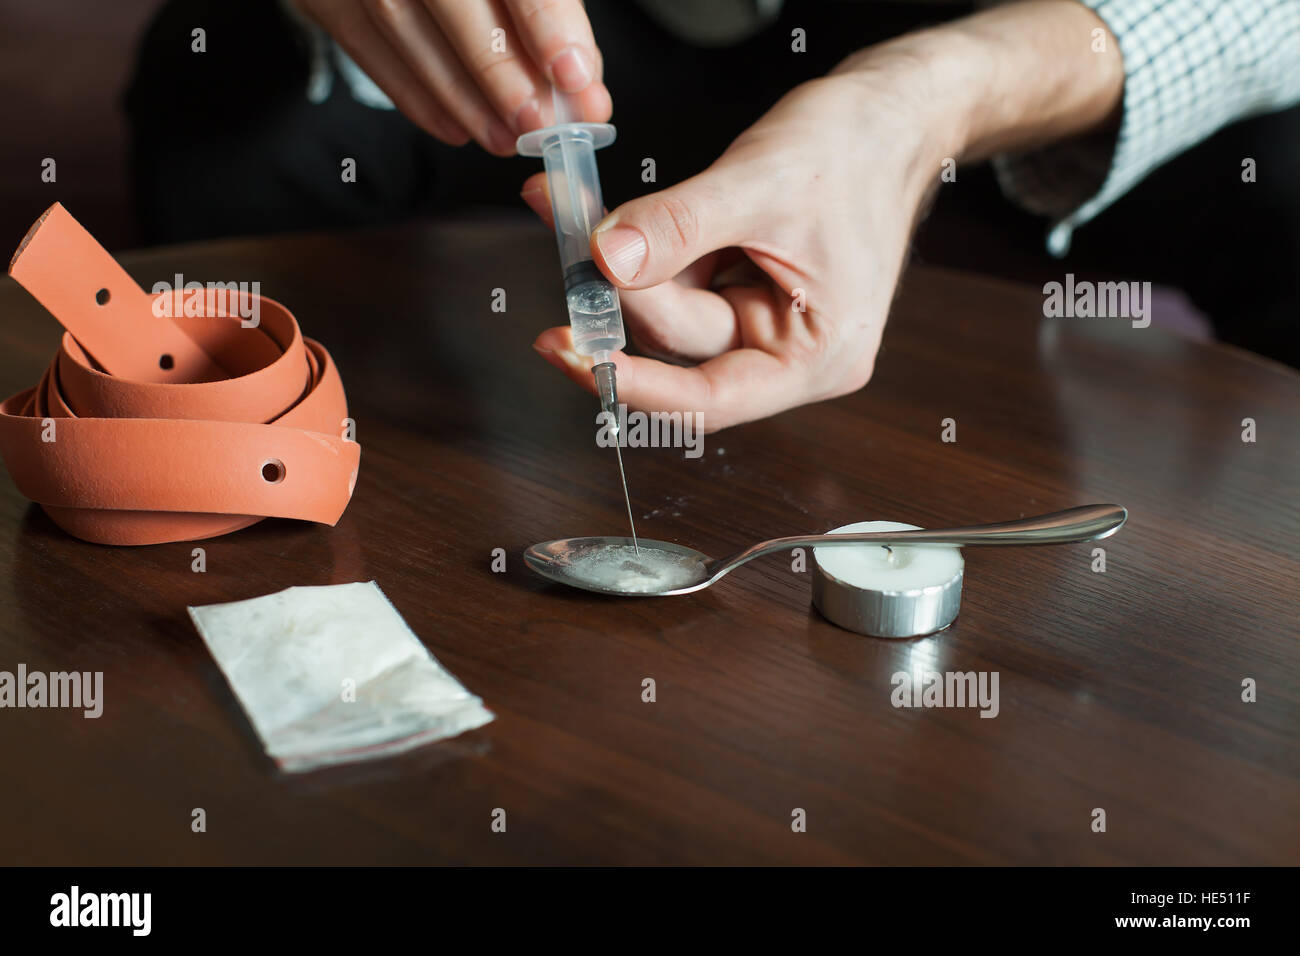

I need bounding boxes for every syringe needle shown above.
[594,361,638,553]
[612,433,639,555]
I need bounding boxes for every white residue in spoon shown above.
[562,543,704,594]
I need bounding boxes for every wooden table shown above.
[1,219,1296,865]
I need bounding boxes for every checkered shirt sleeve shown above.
[993,0,1300,255]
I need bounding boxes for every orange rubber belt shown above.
[0,204,360,545]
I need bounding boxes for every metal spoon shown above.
[524,503,1127,597]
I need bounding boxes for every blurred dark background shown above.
[2,0,1296,366]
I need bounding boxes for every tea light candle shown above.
[812,521,964,638]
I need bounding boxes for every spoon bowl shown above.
[524,504,1127,597]
[523,537,717,596]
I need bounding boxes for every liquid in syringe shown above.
[565,262,625,359]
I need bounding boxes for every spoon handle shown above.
[721,504,1127,569]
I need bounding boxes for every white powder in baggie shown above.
[187,581,493,772]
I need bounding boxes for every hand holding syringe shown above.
[518,87,639,551]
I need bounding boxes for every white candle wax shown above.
[812,521,964,637]
[813,521,963,593]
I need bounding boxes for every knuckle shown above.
[628,321,676,360]
[368,0,414,24]
[648,194,699,254]
[469,43,520,79]
[513,0,566,30]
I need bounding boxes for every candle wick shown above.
[882,544,895,565]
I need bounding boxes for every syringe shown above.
[518,88,639,553]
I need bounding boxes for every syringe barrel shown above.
[540,126,626,358]
[540,129,605,277]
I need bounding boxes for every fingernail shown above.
[550,46,593,92]
[594,226,648,284]
[531,342,554,355]
[520,186,547,216]
[513,97,542,134]
[554,348,586,372]
[487,119,517,155]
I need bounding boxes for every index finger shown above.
[503,0,602,92]
[533,326,808,432]
[619,349,807,432]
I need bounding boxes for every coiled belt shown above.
[0,204,360,545]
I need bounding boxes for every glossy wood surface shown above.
[1,219,1296,864]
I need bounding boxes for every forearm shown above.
[832,0,1125,164]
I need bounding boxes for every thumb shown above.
[592,170,747,289]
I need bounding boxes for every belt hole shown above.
[159,353,174,370]
[261,459,286,484]
[95,288,110,306]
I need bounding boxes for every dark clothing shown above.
[125,0,1300,366]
